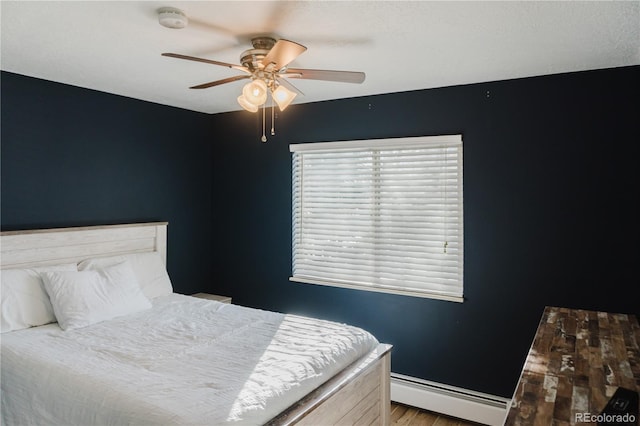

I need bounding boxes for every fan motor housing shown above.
[240,49,269,70]
[251,37,276,50]
[240,37,277,70]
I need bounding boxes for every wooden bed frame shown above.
[0,222,392,425]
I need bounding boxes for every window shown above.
[290,135,463,302]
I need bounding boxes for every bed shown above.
[1,222,391,425]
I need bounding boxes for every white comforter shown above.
[1,293,378,425]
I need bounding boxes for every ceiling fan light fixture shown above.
[237,95,258,113]
[242,79,268,106]
[162,37,365,141]
[272,85,297,111]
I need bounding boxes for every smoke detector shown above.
[158,7,188,29]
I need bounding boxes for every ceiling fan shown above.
[162,36,365,115]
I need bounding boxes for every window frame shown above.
[290,135,464,302]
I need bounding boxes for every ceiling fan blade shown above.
[189,75,250,89]
[162,53,249,73]
[276,76,304,96]
[283,68,365,84]
[262,39,307,70]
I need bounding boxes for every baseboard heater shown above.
[390,373,510,426]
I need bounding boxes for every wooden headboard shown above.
[0,222,168,269]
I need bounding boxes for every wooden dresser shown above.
[505,306,640,425]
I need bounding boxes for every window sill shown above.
[289,277,464,303]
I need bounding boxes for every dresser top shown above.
[505,306,640,425]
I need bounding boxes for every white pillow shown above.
[42,261,151,331]
[78,252,172,299]
[1,263,78,333]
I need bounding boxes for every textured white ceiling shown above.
[1,1,638,114]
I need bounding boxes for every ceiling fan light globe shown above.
[272,85,297,111]
[237,95,258,112]
[242,80,268,106]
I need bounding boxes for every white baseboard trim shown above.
[390,373,509,426]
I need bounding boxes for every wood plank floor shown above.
[390,402,480,426]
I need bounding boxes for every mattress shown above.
[1,293,379,425]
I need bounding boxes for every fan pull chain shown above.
[261,105,267,142]
[271,98,275,136]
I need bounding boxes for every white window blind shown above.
[290,135,464,302]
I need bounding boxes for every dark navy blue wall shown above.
[1,72,213,294]
[210,66,639,397]
[2,66,638,398]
